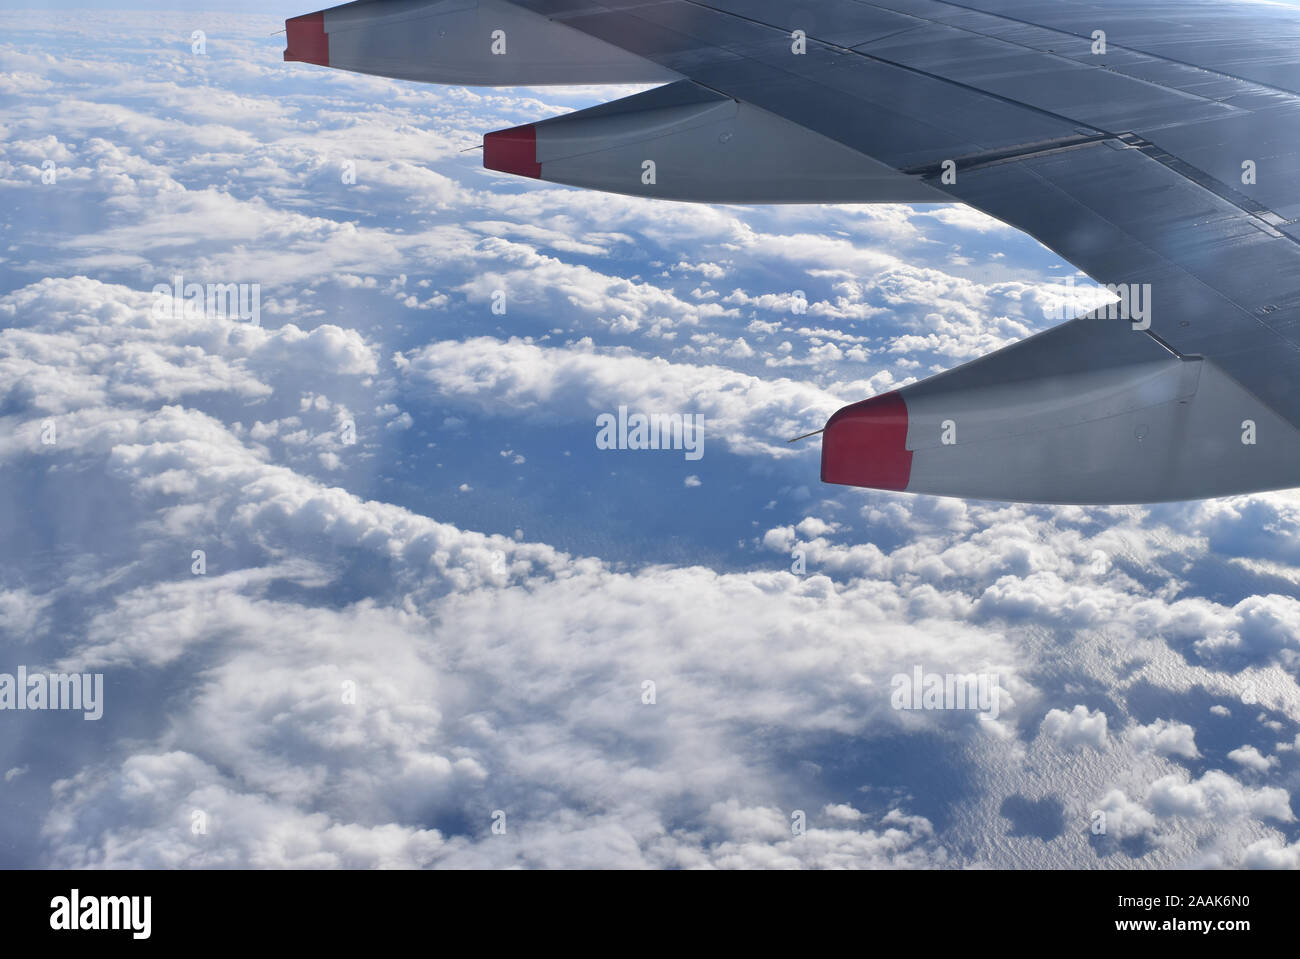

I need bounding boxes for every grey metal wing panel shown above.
[938,139,1300,424]
[509,0,1300,215]
[842,1,1300,227]
[946,0,1300,95]
[851,23,1242,132]
[509,0,1092,169]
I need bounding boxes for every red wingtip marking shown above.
[483,125,541,178]
[285,12,329,66]
[821,391,913,491]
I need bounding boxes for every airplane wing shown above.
[284,0,1300,503]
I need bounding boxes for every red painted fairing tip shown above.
[484,125,541,178]
[285,12,329,65]
[820,391,913,491]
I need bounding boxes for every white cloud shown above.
[1040,706,1109,751]
[1146,769,1292,823]
[397,336,840,459]
[1127,719,1200,759]
[1227,745,1278,773]
[1241,836,1300,869]
[1093,789,1158,839]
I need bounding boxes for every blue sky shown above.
[1,2,1299,868]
